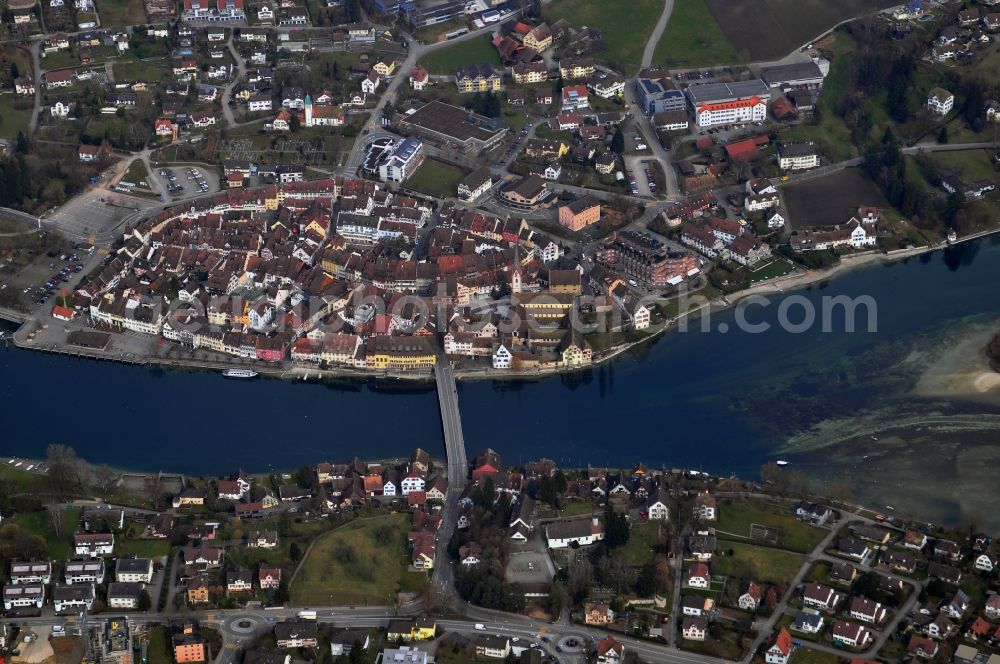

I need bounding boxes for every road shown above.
[640,0,674,70]
[221,35,247,127]
[432,358,469,598]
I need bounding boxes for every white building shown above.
[778,143,820,171]
[927,87,954,115]
[378,137,424,183]
[545,517,605,549]
[3,583,45,610]
[686,80,770,128]
[74,533,114,557]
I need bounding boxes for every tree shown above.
[295,464,313,488]
[94,464,119,495]
[49,505,66,538]
[611,128,624,154]
[138,589,152,611]
[46,444,85,499]
[290,541,303,562]
[635,562,657,597]
[937,125,948,144]
[290,113,301,132]
[10,61,18,79]
[605,509,630,548]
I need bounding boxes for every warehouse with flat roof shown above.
[760,61,826,88]
[399,100,508,153]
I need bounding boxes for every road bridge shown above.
[432,358,469,596]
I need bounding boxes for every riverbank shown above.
[3,230,992,385]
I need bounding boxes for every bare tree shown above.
[94,464,119,495]
[49,505,66,538]
[46,444,85,500]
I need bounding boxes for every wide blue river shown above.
[3,237,1000,526]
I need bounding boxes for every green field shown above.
[405,159,466,199]
[419,36,500,74]
[122,159,150,186]
[14,508,81,559]
[748,257,795,283]
[715,500,824,553]
[116,538,171,558]
[96,0,146,26]
[545,0,664,74]
[147,626,172,664]
[653,0,741,67]
[713,541,805,584]
[617,521,665,566]
[114,59,171,82]
[0,93,33,140]
[789,647,841,664]
[291,514,423,606]
[0,463,47,494]
[928,149,999,185]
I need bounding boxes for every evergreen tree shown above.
[938,125,948,144]
[611,128,624,154]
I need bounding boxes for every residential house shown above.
[765,628,793,664]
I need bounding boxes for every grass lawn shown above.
[558,500,597,517]
[114,58,171,82]
[147,626,172,664]
[713,541,805,584]
[715,499,825,553]
[419,36,500,74]
[96,0,145,26]
[0,463,47,494]
[653,0,741,68]
[291,514,421,606]
[545,0,663,74]
[501,107,530,132]
[14,508,81,559]
[42,51,78,71]
[616,521,665,567]
[405,159,467,199]
[789,647,841,664]
[116,538,171,558]
[122,159,149,186]
[927,149,999,184]
[0,93,33,140]
[748,257,795,283]
[414,18,466,44]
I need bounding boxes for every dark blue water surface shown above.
[2,237,999,478]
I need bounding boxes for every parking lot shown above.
[152,165,220,200]
[3,242,105,312]
[42,191,159,244]
[505,550,554,587]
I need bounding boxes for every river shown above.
[3,237,1000,527]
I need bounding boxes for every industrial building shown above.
[685,80,771,128]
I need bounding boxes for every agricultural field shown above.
[544,0,663,74]
[654,0,740,68]
[405,159,467,199]
[714,499,825,553]
[704,0,899,62]
[291,514,424,606]
[712,541,805,584]
[782,168,891,228]
[96,0,146,26]
[419,36,500,75]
